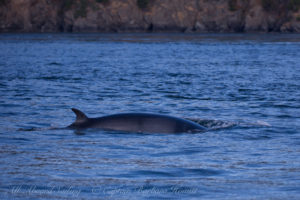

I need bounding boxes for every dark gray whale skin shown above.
[68,108,207,133]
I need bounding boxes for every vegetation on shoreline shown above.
[1,0,300,32]
[62,0,110,19]
[228,0,238,11]
[261,0,300,12]
[137,0,150,9]
[288,0,300,11]
[227,0,300,13]
[95,0,109,4]
[0,0,7,6]
[61,0,152,18]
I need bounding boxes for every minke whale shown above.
[68,108,207,134]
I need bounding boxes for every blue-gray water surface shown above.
[0,33,300,199]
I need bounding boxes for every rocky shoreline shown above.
[1,0,300,33]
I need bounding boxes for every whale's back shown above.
[69,109,207,133]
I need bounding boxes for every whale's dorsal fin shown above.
[71,108,88,123]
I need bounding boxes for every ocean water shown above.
[0,33,299,199]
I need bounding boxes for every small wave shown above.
[37,76,82,81]
[17,127,62,132]
[165,95,199,100]
[135,170,175,177]
[254,120,271,127]
[38,76,62,80]
[236,120,272,128]
[133,168,221,178]
[47,62,63,66]
[183,168,223,176]
[186,118,236,130]
[186,117,272,130]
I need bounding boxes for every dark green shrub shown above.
[74,0,88,18]
[228,0,238,11]
[0,0,7,6]
[288,0,300,11]
[95,0,109,4]
[261,0,300,12]
[137,0,149,9]
[261,0,280,11]
[64,0,75,11]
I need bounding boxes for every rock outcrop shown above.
[1,0,300,32]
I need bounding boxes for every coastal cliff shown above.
[1,0,300,33]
